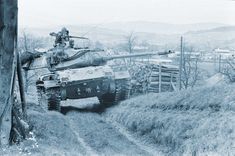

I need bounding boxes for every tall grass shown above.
[106,84,235,155]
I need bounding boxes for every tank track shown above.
[114,79,131,103]
[98,78,131,111]
[47,93,61,112]
[36,86,61,112]
[47,88,61,112]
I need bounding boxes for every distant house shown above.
[214,48,231,54]
[214,48,235,59]
[173,51,201,60]
[132,46,150,52]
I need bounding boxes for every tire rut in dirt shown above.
[66,111,151,156]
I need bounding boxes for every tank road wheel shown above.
[48,94,61,112]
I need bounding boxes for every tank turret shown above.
[25,50,172,71]
[21,27,173,71]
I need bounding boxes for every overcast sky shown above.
[19,0,235,27]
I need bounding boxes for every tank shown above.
[27,28,171,112]
[36,52,160,112]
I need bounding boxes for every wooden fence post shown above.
[159,63,162,93]
[179,36,183,90]
[0,0,18,146]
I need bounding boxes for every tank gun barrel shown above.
[52,51,172,71]
[68,36,89,40]
[103,52,155,61]
[103,51,173,61]
[49,32,88,40]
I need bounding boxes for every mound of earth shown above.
[105,84,235,155]
[1,110,86,156]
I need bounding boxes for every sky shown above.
[19,0,235,27]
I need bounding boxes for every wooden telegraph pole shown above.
[0,0,18,146]
[179,36,184,90]
[158,63,162,93]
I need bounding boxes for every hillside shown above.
[20,22,235,50]
[184,26,235,49]
[186,26,235,34]
[105,84,235,155]
[98,21,227,34]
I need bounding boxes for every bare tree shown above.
[18,31,44,92]
[124,31,137,53]
[221,58,235,82]
[18,31,44,53]
[181,46,200,89]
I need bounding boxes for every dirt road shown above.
[66,111,157,156]
[7,94,160,156]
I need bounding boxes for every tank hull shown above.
[61,78,115,99]
[36,66,130,112]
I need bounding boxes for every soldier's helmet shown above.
[61,27,69,35]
